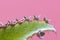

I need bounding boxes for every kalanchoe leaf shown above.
[33,16,39,21]
[36,31,45,39]
[0,16,56,40]
[0,24,2,27]
[24,16,30,21]
[16,18,19,21]
[5,21,11,26]
[7,20,16,26]
[17,21,23,24]
[43,17,49,23]
[7,20,10,24]
[16,19,23,24]
[40,32,45,36]
[0,23,7,29]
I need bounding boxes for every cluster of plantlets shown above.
[0,16,56,40]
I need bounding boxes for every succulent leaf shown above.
[0,16,56,40]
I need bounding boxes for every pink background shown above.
[0,0,59,40]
